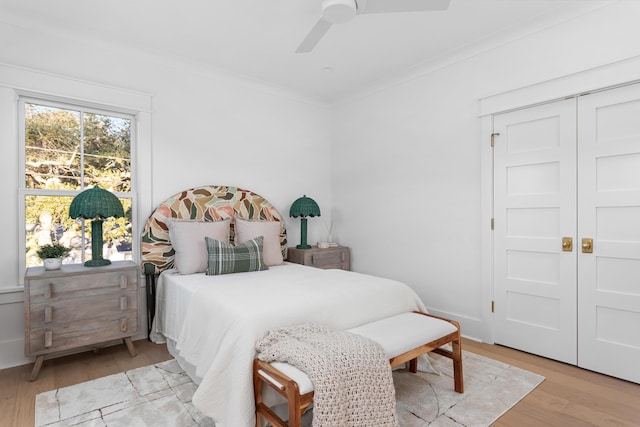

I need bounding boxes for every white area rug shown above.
[35,351,544,427]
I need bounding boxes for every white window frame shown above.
[18,95,138,277]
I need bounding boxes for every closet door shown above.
[577,84,640,383]
[493,99,578,364]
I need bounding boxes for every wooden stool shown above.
[253,311,463,427]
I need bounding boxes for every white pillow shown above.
[167,219,230,274]
[234,217,283,266]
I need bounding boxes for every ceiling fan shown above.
[296,0,451,53]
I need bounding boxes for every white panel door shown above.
[577,84,640,383]
[493,99,578,364]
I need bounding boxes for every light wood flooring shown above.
[1,338,639,426]
[463,339,640,426]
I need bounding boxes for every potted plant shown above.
[37,243,70,270]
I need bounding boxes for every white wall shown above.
[331,1,640,341]
[0,21,332,368]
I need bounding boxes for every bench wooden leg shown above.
[452,338,464,393]
[253,360,268,427]
[287,386,302,427]
[409,357,418,373]
[254,364,263,427]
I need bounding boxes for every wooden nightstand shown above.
[287,246,350,271]
[24,260,139,381]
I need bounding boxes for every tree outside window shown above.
[22,100,134,268]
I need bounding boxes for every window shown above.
[20,97,135,269]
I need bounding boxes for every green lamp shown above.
[69,185,124,267]
[289,195,321,249]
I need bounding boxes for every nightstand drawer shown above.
[287,246,350,270]
[309,250,347,268]
[27,313,138,355]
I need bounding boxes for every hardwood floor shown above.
[1,338,639,426]
[463,339,640,427]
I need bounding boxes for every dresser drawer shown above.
[29,290,137,329]
[28,269,137,304]
[27,312,138,355]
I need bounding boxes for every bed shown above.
[142,185,427,427]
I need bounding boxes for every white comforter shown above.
[151,262,426,427]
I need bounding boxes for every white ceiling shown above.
[0,0,614,102]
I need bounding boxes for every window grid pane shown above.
[25,103,81,190]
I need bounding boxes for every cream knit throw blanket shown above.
[256,323,399,427]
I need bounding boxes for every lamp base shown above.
[296,244,312,249]
[84,258,111,267]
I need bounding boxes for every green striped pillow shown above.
[205,236,268,275]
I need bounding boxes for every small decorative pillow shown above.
[167,219,230,274]
[205,236,269,275]
[234,217,283,266]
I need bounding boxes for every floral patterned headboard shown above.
[141,185,287,276]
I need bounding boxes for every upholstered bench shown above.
[253,311,463,427]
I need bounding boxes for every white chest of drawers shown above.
[24,260,138,380]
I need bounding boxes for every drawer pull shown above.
[120,275,127,289]
[120,318,128,332]
[44,283,52,299]
[311,255,316,264]
[44,306,53,323]
[120,296,127,311]
[44,330,53,348]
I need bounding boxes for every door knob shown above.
[562,237,573,252]
[582,238,593,253]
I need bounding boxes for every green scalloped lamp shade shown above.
[69,185,124,219]
[69,185,124,267]
[289,195,321,218]
[289,195,320,250]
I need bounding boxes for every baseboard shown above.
[425,307,488,343]
[0,337,31,369]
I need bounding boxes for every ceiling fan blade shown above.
[295,18,333,53]
[359,0,451,14]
